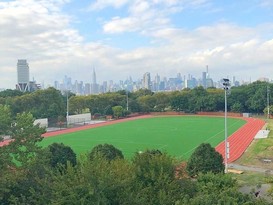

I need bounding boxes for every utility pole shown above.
[126,87,129,111]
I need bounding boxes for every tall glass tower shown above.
[91,68,98,94]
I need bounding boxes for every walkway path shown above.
[229,163,273,174]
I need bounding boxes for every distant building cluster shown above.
[53,66,243,95]
[14,59,271,95]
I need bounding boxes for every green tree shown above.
[263,105,273,117]
[89,144,124,161]
[128,98,141,112]
[132,88,153,98]
[137,95,156,113]
[170,92,189,112]
[112,105,124,119]
[25,156,137,205]
[153,92,170,112]
[244,81,268,113]
[186,143,224,177]
[69,95,88,114]
[179,173,268,205]
[188,87,207,112]
[229,88,247,112]
[0,112,47,204]
[231,102,244,113]
[87,93,126,116]
[0,89,24,98]
[48,143,77,168]
[8,112,46,167]
[132,150,182,205]
[0,105,12,136]
[9,87,66,119]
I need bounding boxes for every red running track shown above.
[215,117,265,163]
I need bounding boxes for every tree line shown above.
[0,81,272,120]
[0,107,271,204]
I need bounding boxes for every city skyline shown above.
[52,68,271,96]
[0,1,273,89]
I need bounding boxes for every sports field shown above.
[41,116,246,159]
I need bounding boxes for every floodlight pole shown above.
[66,90,69,127]
[267,85,270,120]
[223,79,230,174]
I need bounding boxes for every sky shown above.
[0,0,273,89]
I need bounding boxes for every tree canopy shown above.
[89,143,124,161]
[48,143,77,168]
[186,143,224,177]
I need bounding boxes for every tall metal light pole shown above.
[223,78,230,173]
[267,85,270,120]
[66,90,69,127]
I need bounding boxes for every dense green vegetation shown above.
[0,107,271,204]
[40,116,246,159]
[0,81,272,121]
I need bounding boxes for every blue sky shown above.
[0,0,273,88]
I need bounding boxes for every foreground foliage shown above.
[0,145,269,204]
[0,111,270,204]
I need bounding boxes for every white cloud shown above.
[89,0,129,10]
[260,0,273,7]
[101,0,210,34]
[129,1,150,14]
[103,16,139,33]
[108,22,273,80]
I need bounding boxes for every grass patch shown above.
[41,116,245,160]
[230,171,269,187]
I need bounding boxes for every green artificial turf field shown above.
[41,116,246,160]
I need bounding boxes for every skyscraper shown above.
[92,68,96,85]
[91,68,98,94]
[143,72,151,90]
[202,71,207,88]
[16,59,30,92]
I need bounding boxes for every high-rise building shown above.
[154,73,160,91]
[92,68,96,85]
[91,68,98,94]
[202,71,207,88]
[85,83,91,95]
[143,72,151,90]
[16,59,30,92]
